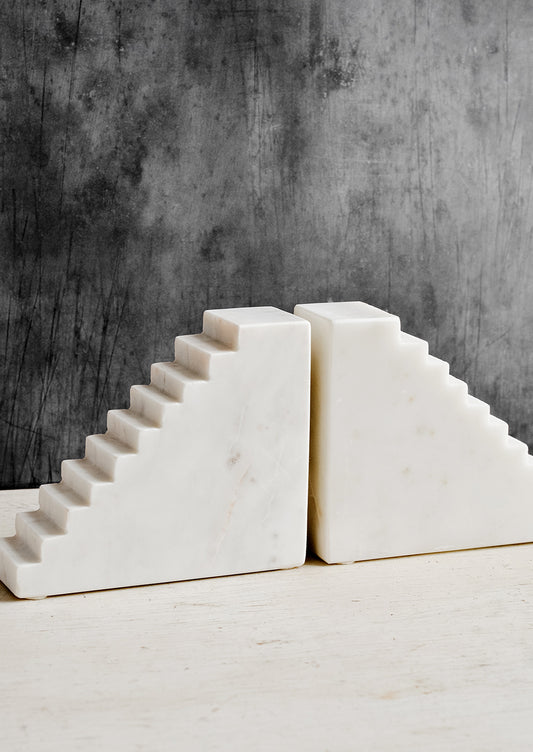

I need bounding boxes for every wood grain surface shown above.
[1,489,533,751]
[2,1,533,487]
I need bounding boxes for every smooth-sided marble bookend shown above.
[0,307,310,598]
[294,301,533,564]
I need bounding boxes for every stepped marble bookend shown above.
[0,307,310,598]
[294,301,533,564]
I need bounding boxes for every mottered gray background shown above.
[2,0,533,488]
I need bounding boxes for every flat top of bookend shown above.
[205,306,307,328]
[295,301,398,323]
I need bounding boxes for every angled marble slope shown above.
[0,307,311,598]
[294,301,533,564]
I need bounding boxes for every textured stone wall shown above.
[2,0,533,487]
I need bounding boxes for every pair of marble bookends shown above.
[1,303,532,599]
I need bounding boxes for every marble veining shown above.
[295,301,533,564]
[0,307,310,598]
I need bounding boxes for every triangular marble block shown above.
[294,301,533,564]
[0,307,310,598]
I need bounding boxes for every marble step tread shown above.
[16,509,64,560]
[39,483,90,530]
[151,360,206,401]
[0,535,39,566]
[129,383,180,425]
[85,433,136,480]
[61,458,111,503]
[107,409,159,451]
[174,333,236,379]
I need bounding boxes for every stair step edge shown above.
[507,435,529,452]
[151,361,206,401]
[0,535,40,566]
[399,332,429,352]
[106,409,159,450]
[182,332,235,354]
[174,334,235,379]
[61,459,112,496]
[16,511,64,560]
[129,384,180,425]
[202,311,241,349]
[448,376,468,393]
[466,396,490,413]
[39,484,89,530]
[108,408,158,430]
[152,360,205,384]
[130,383,179,405]
[426,354,449,372]
[86,432,135,457]
[487,414,509,431]
[174,337,211,379]
[40,482,88,509]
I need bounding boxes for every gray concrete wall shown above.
[2,0,533,488]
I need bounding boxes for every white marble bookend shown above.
[294,301,533,564]
[0,307,310,598]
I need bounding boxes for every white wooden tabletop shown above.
[1,488,532,751]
